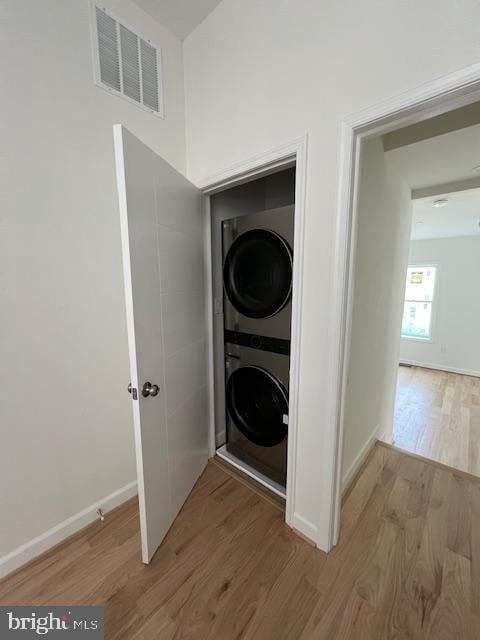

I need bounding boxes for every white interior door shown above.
[113,125,209,563]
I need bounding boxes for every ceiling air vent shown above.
[91,5,164,117]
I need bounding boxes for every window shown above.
[91,5,164,117]
[401,265,437,340]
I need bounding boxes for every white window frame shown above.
[89,2,165,118]
[401,263,439,343]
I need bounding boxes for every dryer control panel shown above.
[224,329,290,356]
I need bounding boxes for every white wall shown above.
[400,236,480,376]
[0,0,185,567]
[183,0,480,548]
[342,139,412,487]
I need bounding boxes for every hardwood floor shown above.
[1,444,480,639]
[394,365,480,476]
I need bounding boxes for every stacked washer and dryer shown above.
[221,205,294,491]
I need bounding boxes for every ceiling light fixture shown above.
[433,198,449,208]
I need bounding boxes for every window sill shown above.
[401,336,433,343]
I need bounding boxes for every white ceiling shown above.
[385,122,480,191]
[385,121,480,240]
[132,0,222,39]
[411,188,480,240]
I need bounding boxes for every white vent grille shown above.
[96,7,121,91]
[91,5,164,117]
[120,25,141,103]
[140,39,159,112]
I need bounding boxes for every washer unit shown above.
[222,205,294,342]
[221,205,294,489]
[224,340,289,488]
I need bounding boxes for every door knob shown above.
[142,381,160,398]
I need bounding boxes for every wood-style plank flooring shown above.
[394,365,480,476]
[1,444,480,639]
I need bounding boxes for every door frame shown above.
[328,62,480,547]
[197,135,308,529]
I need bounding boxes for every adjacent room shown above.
[395,202,480,473]
[386,111,480,474]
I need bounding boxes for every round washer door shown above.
[226,366,288,447]
[223,229,292,319]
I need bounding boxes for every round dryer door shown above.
[226,366,288,447]
[223,229,292,319]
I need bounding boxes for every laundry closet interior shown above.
[208,165,296,498]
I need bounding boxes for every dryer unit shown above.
[224,339,289,488]
[222,206,294,342]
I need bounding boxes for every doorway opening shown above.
[383,112,480,472]
[203,143,307,532]
[345,106,480,479]
[327,65,480,546]
[333,68,480,547]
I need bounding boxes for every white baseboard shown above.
[0,480,137,580]
[342,424,382,493]
[292,513,318,544]
[400,359,480,378]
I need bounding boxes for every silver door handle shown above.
[142,381,160,398]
